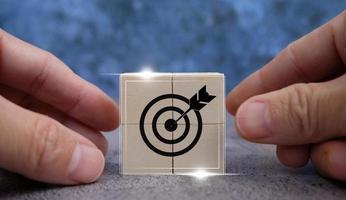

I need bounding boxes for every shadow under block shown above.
[120,73,225,174]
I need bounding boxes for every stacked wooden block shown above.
[120,73,225,174]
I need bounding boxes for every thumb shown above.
[0,96,105,185]
[235,74,346,145]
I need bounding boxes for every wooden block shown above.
[120,73,172,124]
[121,124,172,174]
[173,124,225,174]
[120,72,225,175]
[172,73,225,125]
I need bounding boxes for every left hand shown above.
[0,29,119,185]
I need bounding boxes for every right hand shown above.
[227,10,346,181]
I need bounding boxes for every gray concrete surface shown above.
[1,117,346,200]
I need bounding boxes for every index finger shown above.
[227,10,346,115]
[0,29,118,131]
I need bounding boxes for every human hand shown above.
[0,29,119,184]
[227,11,346,181]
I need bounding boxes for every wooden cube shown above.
[120,73,225,174]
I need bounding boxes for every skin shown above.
[227,10,346,181]
[0,29,119,184]
[0,9,345,185]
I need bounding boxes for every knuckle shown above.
[284,83,320,140]
[66,83,86,114]
[28,51,53,95]
[28,116,61,173]
[285,44,310,82]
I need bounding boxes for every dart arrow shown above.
[175,85,216,122]
[190,85,216,110]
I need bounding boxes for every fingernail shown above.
[236,101,271,139]
[68,144,105,183]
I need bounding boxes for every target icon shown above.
[139,85,216,157]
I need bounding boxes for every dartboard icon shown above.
[139,85,216,157]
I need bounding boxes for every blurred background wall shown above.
[0,0,345,98]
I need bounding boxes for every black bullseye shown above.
[164,119,177,132]
[140,94,202,157]
[151,106,190,144]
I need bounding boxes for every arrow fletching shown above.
[189,85,216,111]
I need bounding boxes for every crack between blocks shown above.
[171,72,174,174]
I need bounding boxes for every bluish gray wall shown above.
[1,0,345,97]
